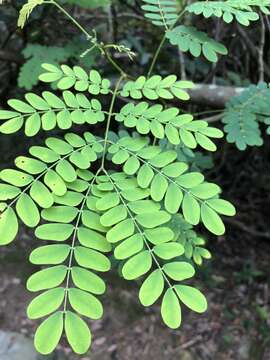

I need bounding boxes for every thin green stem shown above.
[48,0,129,77]
[101,75,126,168]
[193,109,224,117]
[103,169,174,289]
[13,108,111,120]
[147,35,167,78]
[147,10,186,78]
[103,50,128,77]
[63,168,102,313]
[50,0,91,39]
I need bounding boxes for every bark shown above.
[188,84,245,108]
[0,50,24,64]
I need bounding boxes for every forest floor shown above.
[0,225,270,360]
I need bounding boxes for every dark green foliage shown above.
[19,41,95,90]
[166,25,228,63]
[223,83,270,150]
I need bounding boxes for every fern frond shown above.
[39,64,111,94]
[141,0,178,30]
[187,1,260,26]
[107,135,236,235]
[0,91,105,136]
[166,25,228,63]
[115,102,223,151]
[121,75,194,100]
[223,83,270,150]
[18,0,45,28]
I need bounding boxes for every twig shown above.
[237,25,270,78]
[203,113,224,123]
[0,49,24,64]
[258,14,266,83]
[179,49,186,80]
[224,218,270,239]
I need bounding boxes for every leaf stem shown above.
[147,10,186,78]
[62,168,102,313]
[103,169,174,289]
[49,0,91,39]
[48,0,128,77]
[101,75,126,168]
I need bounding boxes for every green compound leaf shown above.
[34,312,64,355]
[30,181,54,209]
[163,262,195,281]
[166,25,228,62]
[16,193,40,228]
[141,0,178,29]
[0,207,18,245]
[30,245,71,265]
[40,64,111,95]
[201,203,225,235]
[0,90,105,136]
[35,224,74,241]
[182,193,200,225]
[68,288,103,319]
[139,269,164,307]
[27,287,65,319]
[15,156,47,175]
[71,267,106,295]
[0,169,33,187]
[122,250,152,280]
[0,184,21,201]
[222,82,270,150]
[175,285,207,313]
[41,206,78,223]
[161,288,181,329]
[206,198,236,216]
[114,234,144,260]
[74,246,111,272]
[27,265,68,292]
[77,227,112,252]
[18,0,45,28]
[109,135,234,235]
[187,1,260,26]
[65,311,91,355]
[120,75,194,101]
[0,73,238,358]
[168,214,212,266]
[153,242,184,260]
